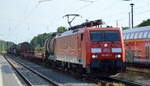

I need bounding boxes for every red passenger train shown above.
[45,20,125,75]
[123,26,150,65]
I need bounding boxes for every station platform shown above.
[0,54,22,86]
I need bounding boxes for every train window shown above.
[90,30,120,42]
[126,33,130,40]
[134,32,138,39]
[104,31,120,42]
[143,32,148,38]
[138,32,143,39]
[123,33,127,40]
[123,34,126,40]
[148,32,150,38]
[81,33,84,41]
[90,31,104,42]
[130,33,134,39]
[125,34,128,40]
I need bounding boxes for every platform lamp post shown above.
[130,3,134,29]
[122,0,133,29]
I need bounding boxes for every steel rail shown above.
[107,77,144,86]
[4,55,59,86]
[4,55,32,86]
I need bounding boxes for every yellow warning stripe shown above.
[124,40,144,42]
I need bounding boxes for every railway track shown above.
[105,77,143,86]
[40,62,144,86]
[5,54,145,86]
[79,73,144,86]
[52,64,145,86]
[127,67,150,73]
[3,55,59,86]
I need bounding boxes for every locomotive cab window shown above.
[90,30,120,42]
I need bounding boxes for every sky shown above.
[0,0,150,44]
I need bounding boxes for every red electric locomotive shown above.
[45,20,125,75]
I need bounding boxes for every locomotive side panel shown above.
[55,34,78,56]
[54,32,86,65]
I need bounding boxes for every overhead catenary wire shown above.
[73,2,94,12]
[38,0,53,3]
[14,4,39,30]
[62,0,150,28]
[1,0,150,43]
[15,0,55,30]
[97,1,150,27]
[20,3,39,24]
[106,9,150,27]
[117,9,150,21]
[10,0,45,43]
[88,0,149,27]
[23,0,31,15]
[64,0,96,13]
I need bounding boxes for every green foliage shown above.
[122,27,129,30]
[0,40,15,52]
[137,19,150,27]
[30,33,52,48]
[30,26,67,49]
[57,26,67,33]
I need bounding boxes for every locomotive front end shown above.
[86,28,125,74]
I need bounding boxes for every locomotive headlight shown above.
[92,55,98,59]
[115,54,121,58]
[104,43,108,47]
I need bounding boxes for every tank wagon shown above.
[123,26,150,65]
[45,19,125,75]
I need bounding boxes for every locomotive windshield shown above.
[90,30,120,42]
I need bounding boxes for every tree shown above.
[30,26,67,49]
[122,19,150,30]
[137,19,150,27]
[122,27,129,30]
[57,26,67,33]
[30,33,52,48]
[0,40,15,53]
